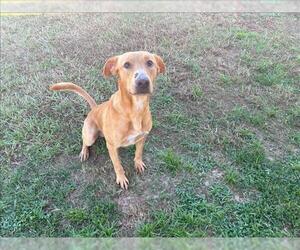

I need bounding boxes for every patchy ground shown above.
[0,13,299,237]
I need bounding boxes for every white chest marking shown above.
[136,99,144,110]
[124,131,149,146]
[127,134,139,144]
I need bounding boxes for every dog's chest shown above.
[121,131,149,147]
[135,99,144,110]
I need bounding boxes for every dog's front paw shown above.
[134,159,146,174]
[116,174,129,190]
[79,146,89,162]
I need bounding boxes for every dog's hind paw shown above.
[79,146,89,162]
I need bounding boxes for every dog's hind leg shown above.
[80,118,99,161]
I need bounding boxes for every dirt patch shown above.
[115,173,178,236]
[230,187,260,204]
[204,168,225,187]
[194,167,225,200]
[116,194,148,235]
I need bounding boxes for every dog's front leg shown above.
[134,138,146,173]
[106,143,129,189]
[131,115,143,132]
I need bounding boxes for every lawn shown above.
[0,13,299,237]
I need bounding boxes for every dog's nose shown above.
[135,72,150,93]
[136,78,150,89]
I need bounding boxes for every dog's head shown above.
[102,51,165,95]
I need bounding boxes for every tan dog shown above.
[50,51,165,189]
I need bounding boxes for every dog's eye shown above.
[146,60,153,67]
[124,62,131,69]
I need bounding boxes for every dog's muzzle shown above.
[134,71,150,94]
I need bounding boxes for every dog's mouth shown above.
[130,91,152,96]
[129,86,152,96]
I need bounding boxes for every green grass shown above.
[1,13,299,237]
[219,73,236,86]
[186,59,201,78]
[191,85,203,99]
[0,164,118,237]
[158,148,194,173]
[224,168,239,185]
[234,140,266,168]
[229,106,266,127]
[255,60,291,86]
[137,152,300,237]
[289,132,300,146]
[287,106,300,127]
[159,149,183,173]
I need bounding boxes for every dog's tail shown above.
[49,82,97,109]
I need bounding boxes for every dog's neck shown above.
[111,79,150,131]
[117,79,150,111]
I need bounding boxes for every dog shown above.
[50,51,165,189]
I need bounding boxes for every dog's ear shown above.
[154,54,166,74]
[102,56,118,78]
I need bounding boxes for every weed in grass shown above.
[136,220,160,237]
[236,128,256,140]
[235,30,258,41]
[255,60,291,86]
[219,73,233,85]
[264,106,279,118]
[152,117,160,129]
[159,149,182,173]
[137,207,209,237]
[66,209,88,223]
[186,59,201,78]
[158,148,196,173]
[164,109,197,130]
[154,91,175,108]
[235,140,266,168]
[223,131,266,169]
[289,132,300,146]
[249,113,266,127]
[182,142,206,153]
[191,85,203,99]
[166,111,185,125]
[240,51,252,66]
[40,58,61,71]
[286,106,300,128]
[224,168,239,185]
[208,183,233,205]
[229,106,266,127]
[290,160,300,171]
[234,29,270,53]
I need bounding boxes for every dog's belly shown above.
[121,131,149,147]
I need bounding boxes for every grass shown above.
[219,73,233,85]
[287,106,300,127]
[1,13,299,237]
[255,60,291,86]
[191,85,203,99]
[224,168,239,185]
[234,140,266,168]
[290,132,300,146]
[229,106,266,127]
[159,149,183,173]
